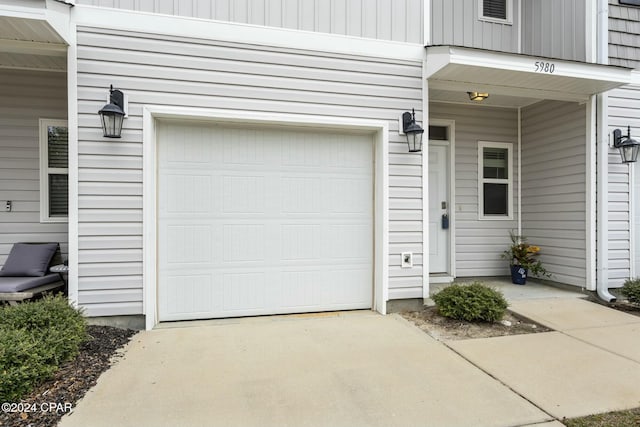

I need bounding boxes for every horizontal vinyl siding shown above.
[0,69,68,267]
[74,0,423,43]
[430,102,518,277]
[521,0,586,62]
[608,84,640,286]
[430,0,519,53]
[521,101,587,286]
[609,1,640,69]
[76,26,423,315]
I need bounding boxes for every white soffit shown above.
[426,46,633,103]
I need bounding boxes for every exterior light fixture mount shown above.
[613,126,640,164]
[98,85,126,138]
[467,91,489,102]
[401,109,424,153]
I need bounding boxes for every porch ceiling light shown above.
[401,109,424,153]
[613,126,640,164]
[468,91,489,102]
[98,85,126,138]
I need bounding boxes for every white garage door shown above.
[157,121,374,321]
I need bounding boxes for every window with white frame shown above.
[39,119,68,222]
[478,141,512,219]
[479,0,512,24]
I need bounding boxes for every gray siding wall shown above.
[430,0,519,53]
[430,102,519,277]
[608,84,640,286]
[76,26,423,316]
[609,0,640,68]
[521,100,587,286]
[521,0,587,62]
[74,0,423,44]
[0,69,68,265]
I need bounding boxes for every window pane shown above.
[428,126,448,141]
[48,126,68,168]
[49,174,68,217]
[483,0,507,19]
[484,183,508,215]
[483,147,508,179]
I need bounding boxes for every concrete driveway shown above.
[59,311,551,427]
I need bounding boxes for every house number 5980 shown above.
[534,61,555,73]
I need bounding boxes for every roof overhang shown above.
[426,46,633,104]
[0,0,71,71]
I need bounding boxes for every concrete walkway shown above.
[59,298,640,427]
[450,298,640,420]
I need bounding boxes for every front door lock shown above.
[441,213,449,229]
[441,201,447,210]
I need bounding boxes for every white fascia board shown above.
[444,46,632,84]
[0,3,47,20]
[72,5,424,62]
[632,70,640,86]
[45,0,72,44]
[424,47,454,79]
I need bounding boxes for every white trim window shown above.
[478,141,513,220]
[39,119,69,223]
[479,0,512,24]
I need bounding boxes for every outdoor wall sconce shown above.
[401,109,424,153]
[467,91,489,102]
[98,85,126,138]
[613,126,640,163]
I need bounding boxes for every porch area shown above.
[431,277,587,302]
[424,46,635,295]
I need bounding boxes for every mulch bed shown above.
[401,306,552,341]
[0,325,137,427]
[587,295,640,317]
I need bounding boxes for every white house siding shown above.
[0,69,68,267]
[74,0,423,44]
[430,0,519,53]
[76,26,423,316]
[521,100,587,287]
[608,1,640,286]
[609,0,640,68]
[429,102,519,277]
[521,0,586,62]
[608,85,640,286]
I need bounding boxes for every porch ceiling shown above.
[426,46,633,105]
[0,2,70,72]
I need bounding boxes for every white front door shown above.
[156,121,374,321]
[429,144,449,273]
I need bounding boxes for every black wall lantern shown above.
[401,109,424,153]
[613,126,640,164]
[98,85,126,138]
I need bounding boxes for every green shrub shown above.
[0,295,87,401]
[621,278,640,306]
[432,282,508,322]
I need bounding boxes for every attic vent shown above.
[482,0,507,20]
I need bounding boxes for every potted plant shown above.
[502,231,549,285]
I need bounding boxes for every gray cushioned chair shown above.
[0,243,66,305]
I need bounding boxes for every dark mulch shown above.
[587,295,640,317]
[0,325,137,427]
[401,306,552,341]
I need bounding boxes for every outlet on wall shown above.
[401,252,413,268]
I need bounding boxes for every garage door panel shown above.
[158,122,374,321]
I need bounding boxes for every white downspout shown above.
[596,0,616,302]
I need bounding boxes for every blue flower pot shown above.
[510,265,527,285]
